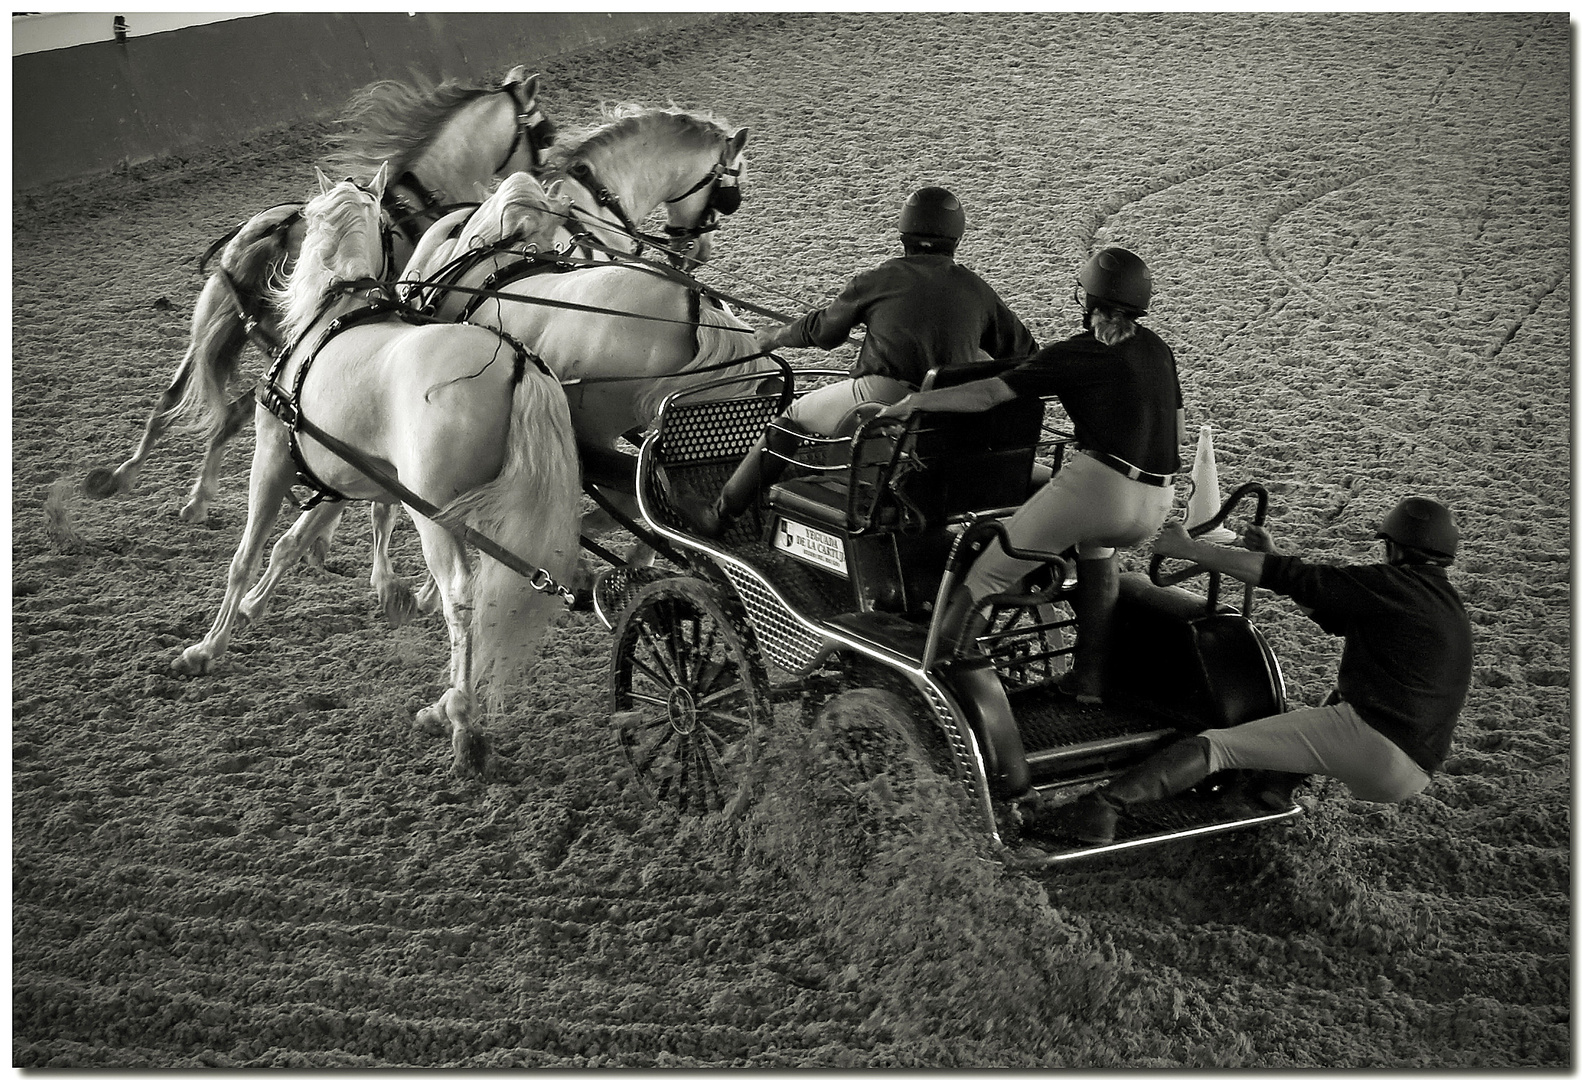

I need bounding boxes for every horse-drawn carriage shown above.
[593,361,1304,865]
[106,73,1305,862]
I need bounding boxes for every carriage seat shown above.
[767,362,1046,536]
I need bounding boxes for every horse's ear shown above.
[316,167,333,196]
[502,64,529,90]
[728,127,750,155]
[524,73,540,99]
[370,161,389,200]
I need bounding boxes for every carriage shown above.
[127,84,1304,859]
[590,361,1305,865]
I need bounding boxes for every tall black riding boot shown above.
[681,421,804,538]
[1058,554,1120,704]
[1032,736,1213,846]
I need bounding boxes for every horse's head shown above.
[498,67,556,176]
[277,165,388,340]
[663,125,749,270]
[327,69,557,226]
[456,171,566,253]
[310,163,388,276]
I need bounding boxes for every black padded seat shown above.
[765,474,858,532]
[767,392,1044,536]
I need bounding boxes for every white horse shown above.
[173,165,581,777]
[84,67,554,525]
[402,106,775,574]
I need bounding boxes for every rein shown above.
[407,227,796,330]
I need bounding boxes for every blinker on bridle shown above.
[662,154,743,252]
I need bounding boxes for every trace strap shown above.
[279,405,578,607]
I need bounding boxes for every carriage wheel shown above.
[609,576,771,814]
[980,599,1073,688]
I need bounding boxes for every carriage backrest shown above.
[879,362,1045,526]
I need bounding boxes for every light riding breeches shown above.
[964,450,1174,600]
[783,374,914,436]
[1202,700,1431,803]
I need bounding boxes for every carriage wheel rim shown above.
[610,578,770,814]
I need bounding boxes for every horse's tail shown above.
[169,204,303,440]
[689,296,785,399]
[693,295,757,369]
[442,350,582,712]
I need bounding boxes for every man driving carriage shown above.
[679,185,1035,538]
[878,246,1185,705]
[1033,496,1475,846]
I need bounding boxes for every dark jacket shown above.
[781,254,1034,387]
[1259,555,1474,772]
[997,325,1183,475]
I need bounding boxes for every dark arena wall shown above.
[12,11,710,189]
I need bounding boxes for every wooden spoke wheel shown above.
[609,576,771,814]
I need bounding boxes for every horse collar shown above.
[259,295,410,509]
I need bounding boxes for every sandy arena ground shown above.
[12,12,1570,1067]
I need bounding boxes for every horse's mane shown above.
[272,182,382,344]
[323,72,511,179]
[543,103,733,179]
[453,171,563,252]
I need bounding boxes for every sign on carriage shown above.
[774,517,848,576]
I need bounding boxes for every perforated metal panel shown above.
[721,563,827,673]
[657,395,780,466]
[918,678,999,838]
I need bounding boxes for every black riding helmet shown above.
[1077,246,1153,315]
[897,186,966,240]
[1376,496,1460,563]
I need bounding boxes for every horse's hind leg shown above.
[370,501,426,627]
[238,500,348,627]
[407,514,489,777]
[85,273,248,502]
[173,422,295,675]
[180,390,255,523]
[82,361,192,500]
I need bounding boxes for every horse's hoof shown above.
[235,604,258,631]
[413,706,447,737]
[452,728,491,777]
[380,585,420,628]
[179,500,208,524]
[81,467,124,499]
[171,647,212,676]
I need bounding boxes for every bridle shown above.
[661,150,743,257]
[559,141,743,266]
[497,74,557,175]
[384,76,556,249]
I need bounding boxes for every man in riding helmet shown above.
[679,186,1035,538]
[1033,495,1474,846]
[879,246,1184,704]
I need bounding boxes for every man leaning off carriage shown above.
[1035,496,1475,845]
[678,185,1036,538]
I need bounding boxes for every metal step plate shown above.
[1009,787,1304,867]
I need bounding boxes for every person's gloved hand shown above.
[1242,524,1279,554]
[754,326,785,354]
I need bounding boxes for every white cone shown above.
[1185,424,1239,543]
